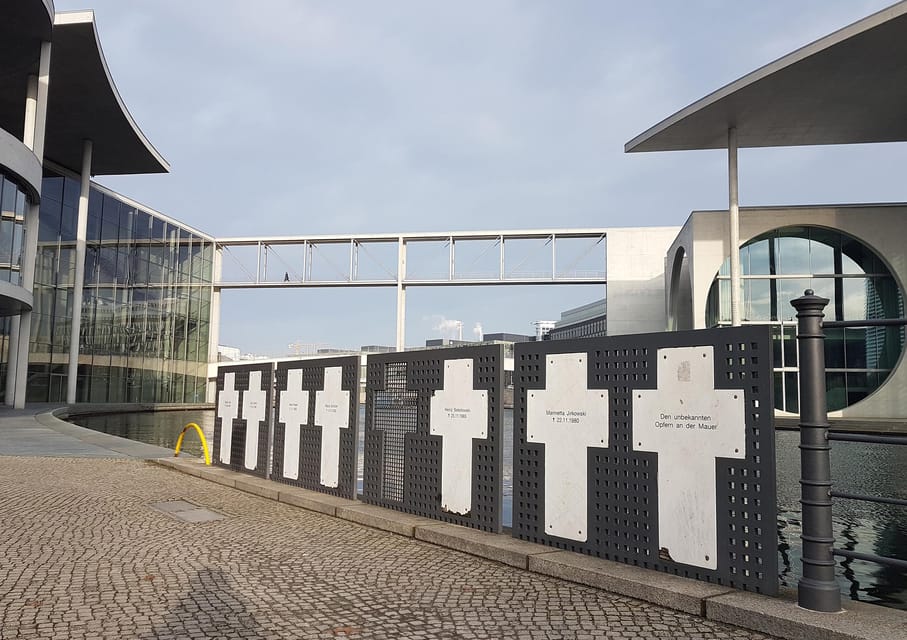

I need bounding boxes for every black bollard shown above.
[791,290,841,612]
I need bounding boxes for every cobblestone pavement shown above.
[0,457,778,639]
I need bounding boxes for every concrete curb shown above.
[414,522,560,570]
[149,459,907,640]
[705,589,907,640]
[335,504,438,537]
[278,486,357,516]
[528,550,733,617]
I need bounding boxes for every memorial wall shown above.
[214,329,777,594]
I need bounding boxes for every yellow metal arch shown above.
[174,422,211,466]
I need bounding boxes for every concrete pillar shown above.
[395,237,406,351]
[208,246,223,359]
[66,140,93,404]
[728,127,741,327]
[8,42,51,408]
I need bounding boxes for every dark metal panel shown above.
[271,355,360,500]
[513,327,777,595]
[362,345,504,533]
[213,362,273,478]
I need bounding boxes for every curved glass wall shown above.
[0,173,31,397]
[0,174,28,286]
[25,170,213,403]
[706,226,905,412]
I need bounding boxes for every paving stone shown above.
[0,457,783,639]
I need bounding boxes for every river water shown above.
[72,408,907,609]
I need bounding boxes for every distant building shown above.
[549,299,607,341]
[217,346,241,362]
[483,332,534,343]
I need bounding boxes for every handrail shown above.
[173,422,211,466]
[823,318,907,328]
[827,432,907,446]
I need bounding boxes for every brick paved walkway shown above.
[0,457,777,639]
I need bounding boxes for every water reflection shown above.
[71,409,906,609]
[72,410,215,459]
[775,430,907,609]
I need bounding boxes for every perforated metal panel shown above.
[271,356,360,499]
[513,326,777,595]
[213,362,273,478]
[363,346,504,532]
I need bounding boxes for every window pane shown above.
[777,234,810,275]
[842,278,868,321]
[39,198,61,242]
[782,326,798,368]
[743,278,771,321]
[745,240,771,275]
[777,278,811,321]
[784,371,799,413]
[1,176,17,213]
[826,372,846,411]
[824,328,845,369]
[809,230,836,274]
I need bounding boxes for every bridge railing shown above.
[792,291,907,613]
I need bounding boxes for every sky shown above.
[55,0,906,356]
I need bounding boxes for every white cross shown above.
[526,353,609,542]
[278,369,309,480]
[242,370,268,471]
[429,359,488,515]
[633,346,745,570]
[314,366,351,488]
[217,372,240,465]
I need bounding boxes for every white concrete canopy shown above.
[626,1,907,152]
[42,12,169,175]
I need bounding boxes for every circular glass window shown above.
[705,226,905,411]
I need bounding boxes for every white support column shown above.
[448,237,454,280]
[728,127,741,327]
[209,247,223,360]
[66,140,93,404]
[206,246,223,402]
[551,234,557,279]
[262,244,268,281]
[395,237,406,351]
[499,235,504,280]
[256,241,261,284]
[10,42,51,408]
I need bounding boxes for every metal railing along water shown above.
[792,291,907,612]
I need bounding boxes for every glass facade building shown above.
[706,226,905,412]
[8,169,215,403]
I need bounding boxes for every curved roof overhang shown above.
[44,11,169,176]
[625,1,907,153]
[0,282,33,317]
[0,1,55,140]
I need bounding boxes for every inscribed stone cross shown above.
[526,353,609,542]
[242,370,268,471]
[279,369,309,480]
[633,346,745,569]
[217,372,240,465]
[429,359,489,515]
[314,366,350,488]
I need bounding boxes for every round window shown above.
[705,226,905,411]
